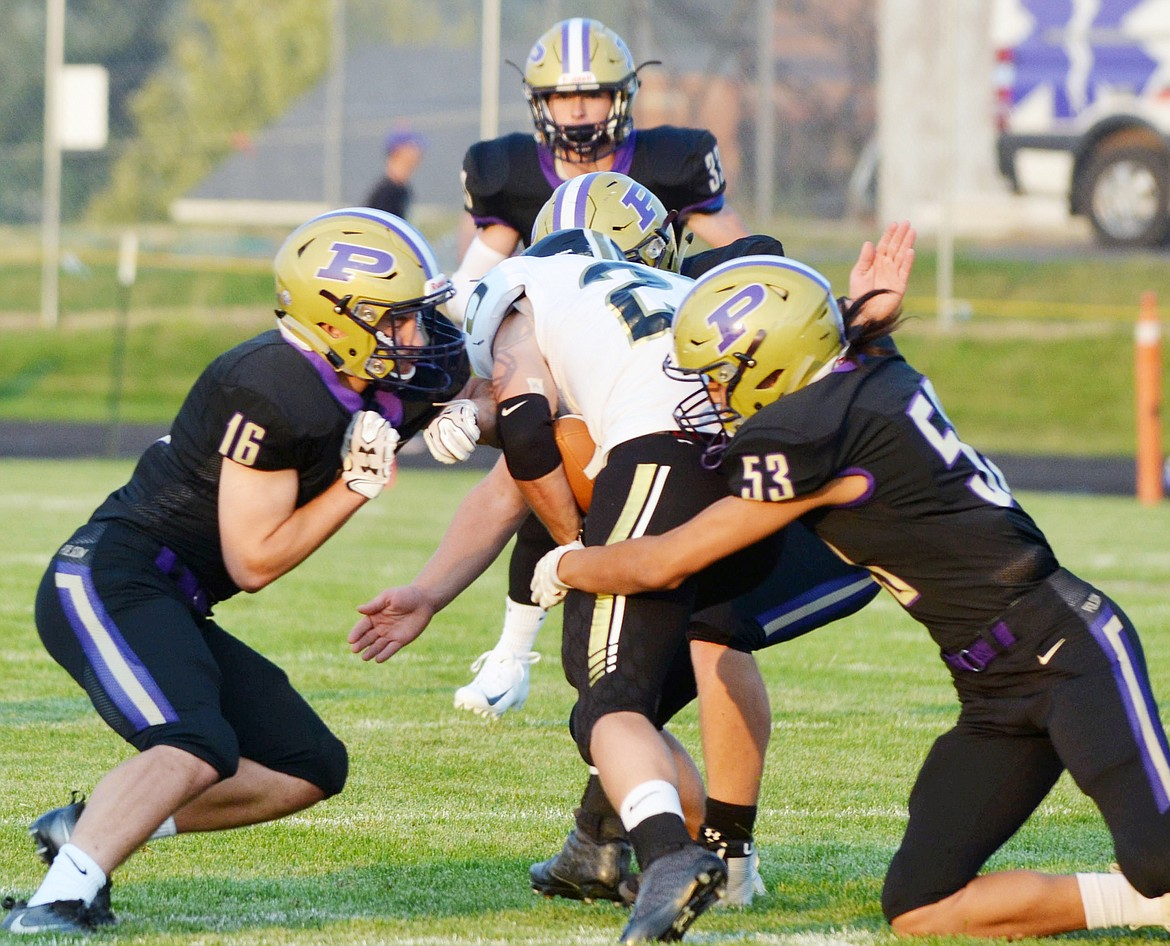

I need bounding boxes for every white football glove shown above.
[423,399,480,464]
[341,410,399,499]
[530,540,584,610]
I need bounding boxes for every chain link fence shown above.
[3,0,877,231]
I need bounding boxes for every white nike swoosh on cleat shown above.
[1037,638,1067,665]
[7,912,47,934]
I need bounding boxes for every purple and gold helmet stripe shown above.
[552,173,598,230]
[562,17,591,75]
[314,207,441,279]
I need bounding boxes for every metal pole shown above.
[41,0,65,328]
[937,0,956,329]
[480,0,501,140]
[323,0,346,208]
[106,230,138,458]
[755,0,775,226]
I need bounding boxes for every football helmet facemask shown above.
[667,256,846,438]
[274,208,464,397]
[523,18,638,163]
[531,172,681,271]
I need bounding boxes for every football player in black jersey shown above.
[534,224,1170,938]
[433,16,752,732]
[3,209,478,936]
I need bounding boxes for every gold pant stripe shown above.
[587,464,671,685]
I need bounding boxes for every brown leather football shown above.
[553,414,597,513]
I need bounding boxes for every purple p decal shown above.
[315,241,396,282]
[707,284,766,353]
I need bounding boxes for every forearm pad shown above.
[497,394,560,481]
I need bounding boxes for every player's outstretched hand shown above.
[341,410,398,499]
[530,540,584,610]
[349,585,435,662]
[423,399,480,464]
[848,220,917,324]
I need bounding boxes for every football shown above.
[553,414,598,513]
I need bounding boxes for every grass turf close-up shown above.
[1,459,1168,944]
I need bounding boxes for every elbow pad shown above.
[447,236,508,326]
[497,394,560,481]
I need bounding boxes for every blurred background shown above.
[1,0,1168,488]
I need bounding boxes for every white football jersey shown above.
[464,253,705,461]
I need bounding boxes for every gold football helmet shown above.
[522,18,638,161]
[667,256,846,435]
[274,208,463,395]
[531,172,680,271]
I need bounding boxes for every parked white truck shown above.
[994,0,1170,246]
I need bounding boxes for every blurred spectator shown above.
[364,127,426,218]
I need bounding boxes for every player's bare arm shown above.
[349,457,530,662]
[219,460,366,592]
[553,475,868,596]
[682,205,750,249]
[492,307,583,544]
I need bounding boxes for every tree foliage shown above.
[0,0,175,222]
[89,0,331,222]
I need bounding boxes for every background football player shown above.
[3,210,484,935]
[430,17,752,725]
[533,229,1170,939]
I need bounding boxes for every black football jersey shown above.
[90,330,457,603]
[723,352,1059,648]
[462,126,728,245]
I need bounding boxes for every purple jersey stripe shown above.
[1089,606,1170,812]
[54,561,178,733]
[758,572,880,645]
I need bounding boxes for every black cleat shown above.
[29,795,84,865]
[2,899,93,935]
[27,796,115,927]
[619,845,726,943]
[530,828,636,903]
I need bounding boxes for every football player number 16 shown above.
[218,412,267,466]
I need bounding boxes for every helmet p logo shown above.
[620,185,657,230]
[316,241,396,283]
[707,284,766,353]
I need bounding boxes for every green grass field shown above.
[2,459,1169,944]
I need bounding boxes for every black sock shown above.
[628,812,692,870]
[573,774,626,844]
[701,798,757,856]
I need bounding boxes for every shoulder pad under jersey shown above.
[462,134,541,210]
[631,126,721,189]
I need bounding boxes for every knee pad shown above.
[1114,850,1170,900]
[300,732,349,799]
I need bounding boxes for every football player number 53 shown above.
[739,453,795,501]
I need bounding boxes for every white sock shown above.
[28,843,106,907]
[619,779,684,831]
[1077,871,1166,928]
[496,596,546,655]
[150,816,177,839]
